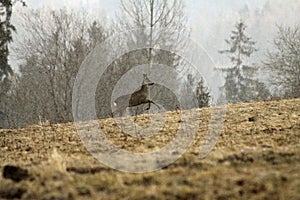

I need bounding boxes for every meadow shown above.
[0,98,299,200]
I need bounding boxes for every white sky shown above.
[13,0,300,64]
[11,0,300,89]
[189,0,300,64]
[9,0,300,101]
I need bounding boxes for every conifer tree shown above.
[186,74,210,108]
[0,0,25,81]
[219,20,269,103]
[195,77,210,108]
[0,0,25,127]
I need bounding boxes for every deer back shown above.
[128,84,150,106]
[113,74,154,114]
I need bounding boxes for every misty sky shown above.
[10,0,300,101]
[13,0,300,66]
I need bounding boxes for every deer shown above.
[112,74,160,117]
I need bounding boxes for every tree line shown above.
[0,0,299,128]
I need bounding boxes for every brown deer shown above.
[112,74,160,116]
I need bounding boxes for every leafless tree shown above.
[265,25,300,98]
[3,8,107,127]
[117,0,188,48]
[95,0,189,117]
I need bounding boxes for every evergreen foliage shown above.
[219,21,270,103]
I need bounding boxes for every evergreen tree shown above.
[186,74,210,108]
[0,0,25,127]
[195,77,210,108]
[219,20,269,103]
[0,0,14,80]
[0,0,25,81]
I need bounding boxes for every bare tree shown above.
[96,0,189,116]
[265,25,300,98]
[3,8,107,127]
[116,0,188,70]
[117,0,188,48]
[94,0,190,119]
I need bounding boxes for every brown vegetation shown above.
[0,98,299,199]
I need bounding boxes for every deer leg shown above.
[113,106,126,117]
[112,108,119,117]
[150,100,161,109]
[134,107,139,121]
[146,101,151,110]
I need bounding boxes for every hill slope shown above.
[0,98,299,199]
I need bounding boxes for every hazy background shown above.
[11,0,300,68]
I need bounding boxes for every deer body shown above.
[112,74,159,116]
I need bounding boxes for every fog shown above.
[10,0,300,97]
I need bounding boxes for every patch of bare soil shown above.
[0,98,299,200]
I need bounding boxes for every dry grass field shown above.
[0,98,299,200]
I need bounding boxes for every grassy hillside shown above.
[0,98,299,200]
